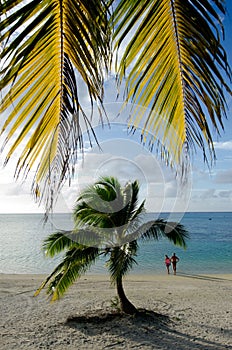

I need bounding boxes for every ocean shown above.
[0,212,231,275]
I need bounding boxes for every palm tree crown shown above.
[35,176,189,314]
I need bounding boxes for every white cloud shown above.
[0,181,43,213]
[0,183,26,196]
[199,189,218,199]
[213,140,232,150]
[214,169,232,184]
[188,189,232,212]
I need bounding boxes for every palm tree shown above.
[0,1,231,212]
[35,176,189,314]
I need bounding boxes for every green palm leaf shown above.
[140,219,189,248]
[0,0,110,210]
[113,0,231,164]
[106,241,138,283]
[73,176,124,228]
[35,245,100,300]
[73,177,146,245]
[44,228,103,254]
[43,231,76,257]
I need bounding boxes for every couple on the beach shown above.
[165,253,179,275]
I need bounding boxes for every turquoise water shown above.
[0,212,231,275]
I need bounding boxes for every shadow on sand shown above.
[65,309,229,350]
[177,272,232,282]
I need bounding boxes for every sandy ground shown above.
[0,273,232,350]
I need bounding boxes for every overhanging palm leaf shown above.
[113,0,231,164]
[0,0,111,210]
[0,1,231,214]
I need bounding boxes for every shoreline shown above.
[1,272,232,278]
[1,273,232,349]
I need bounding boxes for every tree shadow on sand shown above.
[65,309,229,350]
[66,308,168,326]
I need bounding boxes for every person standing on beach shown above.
[171,253,179,275]
[164,255,171,274]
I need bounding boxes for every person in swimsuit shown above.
[164,255,171,274]
[171,253,179,275]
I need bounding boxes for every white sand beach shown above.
[0,273,232,349]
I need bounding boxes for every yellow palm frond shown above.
[113,0,231,164]
[0,0,110,209]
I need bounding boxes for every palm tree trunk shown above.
[116,277,137,315]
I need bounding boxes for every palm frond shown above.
[106,240,138,284]
[43,231,75,257]
[34,256,70,297]
[120,180,144,225]
[73,176,124,228]
[73,199,115,229]
[0,0,111,212]
[71,227,106,247]
[43,227,105,255]
[73,177,146,245]
[35,245,100,300]
[108,180,137,228]
[113,0,232,165]
[140,219,189,248]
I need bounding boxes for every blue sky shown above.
[0,2,231,214]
